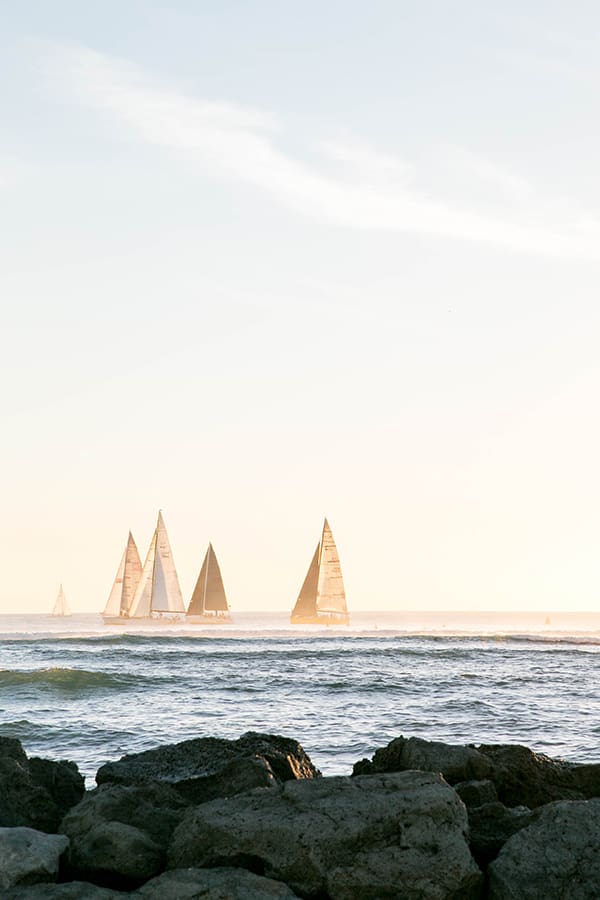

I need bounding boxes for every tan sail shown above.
[187,544,231,622]
[128,512,185,620]
[103,532,143,620]
[290,519,349,625]
[52,584,71,617]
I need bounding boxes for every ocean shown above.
[1,611,600,784]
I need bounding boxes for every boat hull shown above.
[186,613,232,624]
[290,613,350,626]
[102,614,186,626]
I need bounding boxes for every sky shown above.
[2,1,600,613]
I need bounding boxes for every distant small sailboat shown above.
[291,518,349,625]
[186,544,232,623]
[102,531,143,625]
[127,511,186,622]
[51,584,71,617]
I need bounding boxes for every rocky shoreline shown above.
[1,732,599,898]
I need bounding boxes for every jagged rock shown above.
[96,732,320,804]
[353,735,493,784]
[0,883,124,898]
[0,740,85,833]
[454,779,498,808]
[134,867,299,898]
[488,798,600,899]
[0,827,69,890]
[168,771,483,899]
[476,743,600,808]
[467,802,535,867]
[59,783,186,888]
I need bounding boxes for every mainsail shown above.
[128,512,185,618]
[52,584,71,617]
[103,532,142,618]
[291,519,349,624]
[187,544,229,617]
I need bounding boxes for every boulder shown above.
[476,743,600,808]
[0,739,85,833]
[96,732,320,804]
[59,783,187,888]
[488,798,600,899]
[0,827,69,890]
[0,883,124,898]
[453,779,498,808]
[353,735,493,784]
[168,771,483,899]
[467,802,534,867]
[134,867,299,898]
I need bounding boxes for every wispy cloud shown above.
[46,43,600,260]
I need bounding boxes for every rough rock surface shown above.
[0,827,69,890]
[134,867,299,898]
[453,779,498,808]
[59,783,187,888]
[0,739,84,833]
[353,735,493,784]
[168,771,483,899]
[96,732,320,804]
[467,802,534,867]
[0,883,124,898]
[488,798,600,899]
[354,735,600,808]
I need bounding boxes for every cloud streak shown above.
[48,44,600,260]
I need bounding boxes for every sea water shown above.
[1,611,599,783]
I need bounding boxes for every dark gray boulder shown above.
[467,802,534,867]
[454,779,498,808]
[96,732,320,804]
[133,867,299,898]
[59,783,187,889]
[488,798,600,899]
[0,883,124,898]
[0,827,69,890]
[0,739,85,833]
[353,735,493,784]
[168,771,483,899]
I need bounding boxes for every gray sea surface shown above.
[1,611,599,782]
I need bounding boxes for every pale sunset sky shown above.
[2,2,600,613]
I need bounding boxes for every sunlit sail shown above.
[51,584,71,617]
[291,519,349,625]
[128,511,185,621]
[186,543,232,623]
[102,531,143,624]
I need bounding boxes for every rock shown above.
[0,883,124,898]
[353,735,493,784]
[476,743,600,808]
[59,783,187,888]
[96,732,320,804]
[168,771,483,899]
[134,867,299,898]
[488,798,600,899]
[0,827,69,890]
[454,779,498,808]
[467,802,534,867]
[0,739,85,833]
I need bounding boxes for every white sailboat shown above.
[51,584,71,617]
[127,511,186,622]
[102,531,143,625]
[291,518,349,625]
[186,543,232,623]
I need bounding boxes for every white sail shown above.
[127,512,184,618]
[154,511,185,613]
[103,532,143,618]
[128,530,157,618]
[316,519,346,614]
[52,585,71,617]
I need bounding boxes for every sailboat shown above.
[186,544,232,623]
[127,511,186,622]
[290,518,349,625]
[102,531,143,625]
[51,584,71,617]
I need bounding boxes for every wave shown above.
[0,668,137,691]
